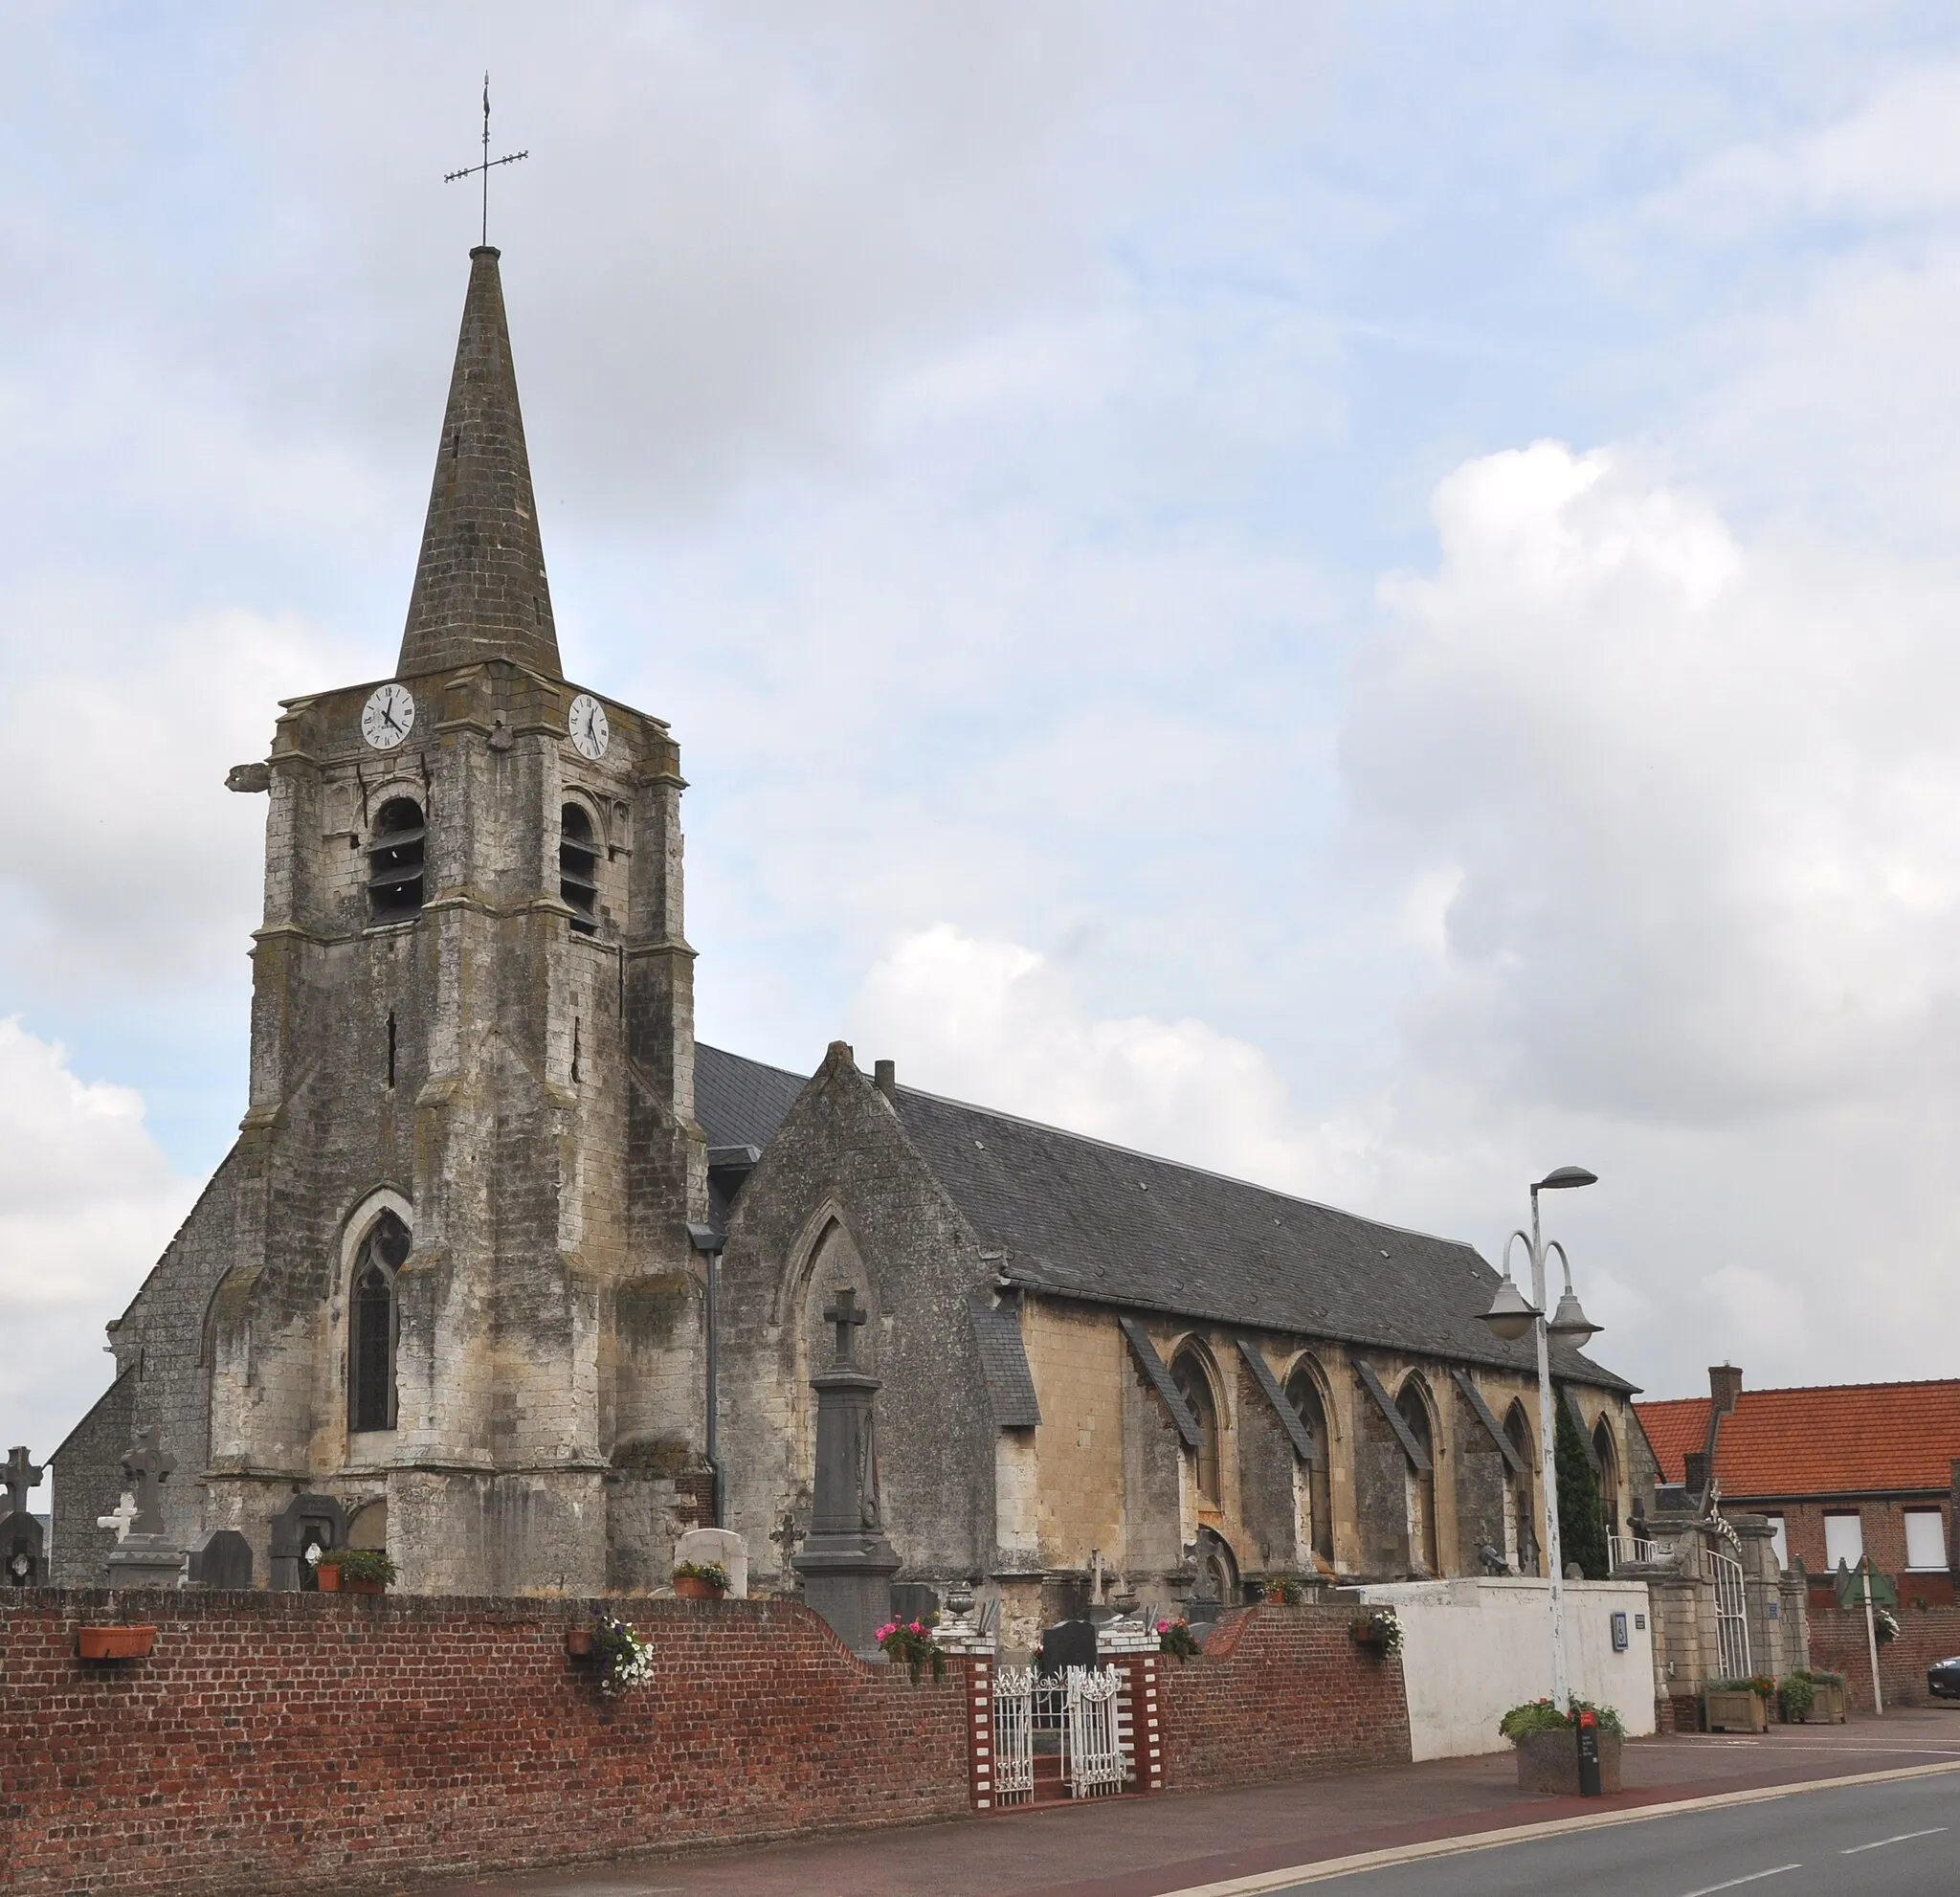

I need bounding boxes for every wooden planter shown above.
[1705,1687,1769,1732]
[1515,1728,1622,1795]
[673,1575,724,1601]
[1810,1680,1848,1724]
[78,1624,157,1661]
[564,1628,594,1658]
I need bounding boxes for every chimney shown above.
[1708,1364,1743,1418]
[1683,1450,1708,1495]
[874,1059,897,1104]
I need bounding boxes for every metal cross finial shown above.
[1,1445,40,1519]
[121,1428,174,1537]
[444,72,528,248]
[822,1285,868,1367]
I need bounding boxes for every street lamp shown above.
[1477,1164,1599,1708]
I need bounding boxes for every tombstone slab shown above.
[187,1528,256,1590]
[675,1527,747,1598]
[1,1509,44,1586]
[107,1536,189,1589]
[1038,1617,1100,1675]
[269,1493,349,1591]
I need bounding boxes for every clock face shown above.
[360,683,416,750]
[568,693,610,761]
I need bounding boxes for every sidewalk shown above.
[410,1707,1960,1897]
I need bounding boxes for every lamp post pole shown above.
[1528,1183,1569,1709]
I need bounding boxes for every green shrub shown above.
[672,1560,729,1591]
[316,1548,396,1585]
[1499,1696,1625,1742]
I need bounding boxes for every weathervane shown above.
[445,73,527,247]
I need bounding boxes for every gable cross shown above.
[121,1428,174,1536]
[1,1445,40,1520]
[823,1285,867,1368]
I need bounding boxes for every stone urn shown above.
[1514,1727,1623,1795]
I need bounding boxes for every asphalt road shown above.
[1276,1773,1958,1896]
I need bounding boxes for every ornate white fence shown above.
[1711,1550,1751,1680]
[992,1664,1128,1804]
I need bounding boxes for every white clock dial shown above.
[568,693,610,760]
[360,683,416,750]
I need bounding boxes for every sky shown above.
[7,2,1960,1506]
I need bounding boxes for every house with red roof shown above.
[1636,1370,1960,1605]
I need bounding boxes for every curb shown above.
[1153,1758,1960,1895]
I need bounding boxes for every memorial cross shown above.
[121,1428,174,1536]
[1,1445,40,1519]
[823,1285,867,1368]
[444,73,528,248]
[97,1492,138,1542]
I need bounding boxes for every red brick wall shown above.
[1811,1603,1960,1713]
[0,1590,970,1896]
[1756,1498,1952,1601]
[1156,1604,1413,1791]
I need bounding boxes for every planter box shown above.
[77,1625,156,1662]
[316,1566,384,1596]
[1705,1688,1769,1732]
[1810,1680,1848,1724]
[673,1575,724,1601]
[1515,1728,1622,1795]
[564,1628,594,1658]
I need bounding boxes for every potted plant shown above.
[1501,1698,1625,1794]
[1349,1609,1403,1656]
[77,1624,158,1661]
[1704,1676,1771,1732]
[1260,1577,1306,1605]
[1778,1674,1815,1724]
[590,1617,654,1695]
[1156,1617,1202,1661]
[876,1617,946,1683]
[315,1548,395,1596]
[672,1559,729,1600]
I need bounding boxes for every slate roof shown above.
[1637,1381,1960,1498]
[694,1043,1633,1393]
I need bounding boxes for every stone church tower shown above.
[55,247,710,1593]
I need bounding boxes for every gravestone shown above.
[1,1445,44,1585]
[1037,1617,1099,1676]
[791,1285,902,1659]
[675,1526,748,1598]
[186,1528,255,1589]
[270,1493,349,1591]
[890,1582,939,1627]
[105,1429,188,1588]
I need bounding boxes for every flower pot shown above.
[565,1628,594,1658]
[1515,1727,1622,1795]
[315,1563,341,1592]
[317,1565,383,1595]
[1812,1680,1848,1724]
[341,1575,384,1596]
[1704,1687,1768,1732]
[78,1624,157,1661]
[674,1575,724,1600]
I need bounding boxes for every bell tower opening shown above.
[368,798,426,923]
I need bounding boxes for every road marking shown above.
[1841,1826,1948,1854]
[1151,1758,1960,1896]
[1677,1868,1799,1897]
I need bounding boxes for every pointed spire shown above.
[397,247,562,680]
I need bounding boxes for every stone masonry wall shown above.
[1156,1602,1414,1790]
[0,1591,969,1897]
[1811,1601,1960,1712]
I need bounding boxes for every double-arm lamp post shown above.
[1477,1166,1601,1709]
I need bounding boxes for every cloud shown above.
[0,1020,195,1508]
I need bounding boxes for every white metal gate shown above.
[1711,1551,1751,1680]
[992,1665,1127,1804]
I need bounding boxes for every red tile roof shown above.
[1636,1380,1960,1499]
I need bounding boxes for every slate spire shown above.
[396,246,561,679]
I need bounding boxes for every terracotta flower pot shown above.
[315,1563,342,1592]
[565,1628,594,1657]
[342,1575,384,1596]
[78,1624,157,1661]
[674,1575,724,1600]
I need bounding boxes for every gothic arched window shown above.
[1397,1376,1439,1575]
[348,1209,410,1432]
[1285,1362,1336,1564]
[560,802,599,935]
[368,797,426,923]
[1592,1417,1622,1548]
[1504,1400,1538,1575]
[1171,1347,1222,1504]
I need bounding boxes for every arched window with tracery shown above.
[1397,1376,1440,1575]
[1285,1362,1335,1565]
[348,1209,410,1432]
[1504,1400,1538,1575]
[1172,1347,1222,1504]
[368,797,426,923]
[1592,1417,1622,1548]
[560,802,599,935]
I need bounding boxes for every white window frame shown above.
[1904,1508,1948,1573]
[1823,1511,1864,1573]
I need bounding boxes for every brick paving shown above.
[407,1707,1960,1897]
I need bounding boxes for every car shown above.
[1927,1657,1960,1700]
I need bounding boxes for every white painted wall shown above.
[1355,1577,1656,1759]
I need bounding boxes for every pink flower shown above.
[1156,1619,1171,1633]
[909,1620,924,1634]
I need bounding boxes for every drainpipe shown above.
[687,1222,727,1528]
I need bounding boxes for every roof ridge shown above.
[1637,1378,1960,1405]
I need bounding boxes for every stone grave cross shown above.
[1,1445,40,1520]
[823,1285,867,1368]
[97,1492,138,1541]
[122,1428,174,1536]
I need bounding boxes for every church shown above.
[50,247,1643,1642]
